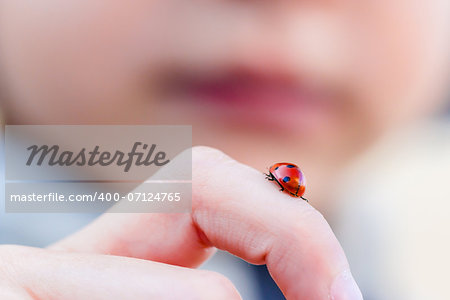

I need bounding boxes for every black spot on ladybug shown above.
[275,166,279,170]
[283,176,290,182]
[287,165,296,168]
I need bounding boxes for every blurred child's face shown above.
[1,0,449,170]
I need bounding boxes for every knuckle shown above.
[192,146,236,193]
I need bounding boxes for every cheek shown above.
[0,0,164,124]
[348,0,450,131]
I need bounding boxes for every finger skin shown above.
[0,245,241,300]
[50,146,362,299]
[50,212,215,268]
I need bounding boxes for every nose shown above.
[154,0,350,83]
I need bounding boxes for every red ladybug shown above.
[265,163,308,201]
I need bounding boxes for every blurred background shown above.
[0,0,449,299]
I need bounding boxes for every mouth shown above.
[166,70,336,134]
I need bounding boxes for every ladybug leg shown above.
[300,196,309,202]
[274,179,285,191]
[264,172,275,181]
[295,186,300,197]
[265,173,285,192]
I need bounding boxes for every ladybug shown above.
[265,163,308,201]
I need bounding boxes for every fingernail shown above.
[330,269,363,300]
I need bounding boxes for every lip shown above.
[171,72,334,133]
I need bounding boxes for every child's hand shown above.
[0,147,362,300]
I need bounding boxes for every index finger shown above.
[51,146,363,300]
